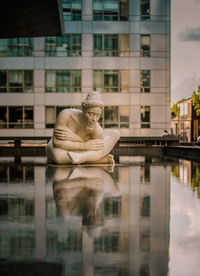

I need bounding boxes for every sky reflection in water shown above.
[0,159,200,275]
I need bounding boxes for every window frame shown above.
[62,0,82,21]
[0,37,33,57]
[100,105,129,128]
[45,70,82,93]
[0,106,34,129]
[140,0,150,21]
[140,34,151,57]
[45,34,82,57]
[140,70,151,93]
[93,34,129,57]
[93,0,129,21]
[93,70,129,93]
[141,105,150,128]
[0,70,33,93]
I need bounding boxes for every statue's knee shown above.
[46,145,60,163]
[112,129,120,141]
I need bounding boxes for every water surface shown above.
[0,158,200,275]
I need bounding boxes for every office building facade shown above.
[0,0,171,137]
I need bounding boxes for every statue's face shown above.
[84,107,102,128]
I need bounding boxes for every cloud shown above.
[171,74,200,103]
[179,26,200,41]
[178,26,200,41]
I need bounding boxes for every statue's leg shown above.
[46,139,72,164]
[68,129,120,164]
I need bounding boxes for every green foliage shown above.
[171,166,178,177]
[191,165,200,198]
[171,104,178,119]
[192,85,200,117]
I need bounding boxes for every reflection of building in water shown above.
[0,164,170,275]
[171,160,200,197]
[171,160,191,185]
[0,165,50,258]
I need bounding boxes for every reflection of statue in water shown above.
[46,166,120,276]
[46,91,120,164]
[46,166,120,228]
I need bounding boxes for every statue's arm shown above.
[52,111,104,151]
[52,111,85,151]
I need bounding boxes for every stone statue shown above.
[46,91,120,164]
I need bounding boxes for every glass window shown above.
[180,104,184,116]
[62,0,82,21]
[0,107,7,128]
[8,71,23,92]
[45,70,81,93]
[45,35,81,56]
[104,34,118,56]
[94,70,129,93]
[0,71,7,92]
[46,71,56,92]
[141,70,150,93]
[93,0,129,21]
[94,34,129,56]
[104,106,118,128]
[0,70,33,93]
[24,107,34,128]
[9,106,23,128]
[94,34,102,56]
[24,71,33,92]
[140,0,150,21]
[184,103,188,115]
[71,70,81,92]
[99,105,129,128]
[45,37,56,56]
[56,70,70,92]
[141,34,150,57]
[104,70,118,92]
[0,38,33,56]
[7,106,33,129]
[0,39,8,57]
[141,105,150,128]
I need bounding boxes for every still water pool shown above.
[0,158,200,276]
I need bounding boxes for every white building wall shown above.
[0,0,171,137]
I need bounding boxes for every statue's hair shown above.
[81,91,104,110]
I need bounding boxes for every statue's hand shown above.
[54,128,82,142]
[84,139,104,151]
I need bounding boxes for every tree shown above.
[192,85,200,117]
[171,103,178,119]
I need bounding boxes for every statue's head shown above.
[81,91,104,111]
[81,91,104,128]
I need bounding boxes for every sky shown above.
[171,0,200,103]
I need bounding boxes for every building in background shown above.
[171,98,200,142]
[0,0,171,137]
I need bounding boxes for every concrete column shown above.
[82,0,93,21]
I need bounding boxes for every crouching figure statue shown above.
[46,91,120,164]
